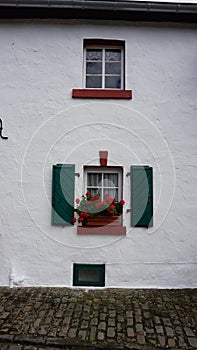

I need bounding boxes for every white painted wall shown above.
[0,19,196,288]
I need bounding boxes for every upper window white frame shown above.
[83,39,125,90]
[84,166,123,201]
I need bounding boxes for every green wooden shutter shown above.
[52,164,75,225]
[131,166,153,228]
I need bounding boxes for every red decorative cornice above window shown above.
[72,89,132,99]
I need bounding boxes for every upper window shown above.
[84,39,125,90]
[72,39,131,99]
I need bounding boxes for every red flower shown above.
[72,217,76,223]
[108,209,114,214]
[119,200,125,205]
[107,197,114,203]
[75,198,80,204]
[93,195,99,201]
[86,191,91,196]
[95,202,101,209]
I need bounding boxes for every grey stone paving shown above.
[0,287,196,349]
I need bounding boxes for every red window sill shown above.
[72,89,132,99]
[77,225,126,235]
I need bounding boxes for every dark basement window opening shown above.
[73,263,105,287]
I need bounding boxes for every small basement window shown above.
[73,264,105,287]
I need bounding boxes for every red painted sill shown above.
[77,225,126,235]
[72,89,132,99]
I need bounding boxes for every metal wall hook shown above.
[0,118,8,139]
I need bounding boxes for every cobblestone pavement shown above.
[0,288,196,350]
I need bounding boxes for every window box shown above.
[77,215,126,236]
[85,215,121,226]
[77,225,126,235]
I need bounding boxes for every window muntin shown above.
[84,167,122,201]
[85,47,124,89]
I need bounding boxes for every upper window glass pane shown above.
[86,62,102,74]
[105,49,121,62]
[105,76,121,89]
[85,43,124,89]
[86,76,102,88]
[105,62,121,75]
[86,49,102,61]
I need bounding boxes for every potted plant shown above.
[72,192,125,227]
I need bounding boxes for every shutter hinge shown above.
[126,209,131,213]
[126,172,131,177]
[75,172,80,177]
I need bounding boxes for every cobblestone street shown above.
[0,288,196,350]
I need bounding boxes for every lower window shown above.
[73,263,105,287]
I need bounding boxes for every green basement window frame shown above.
[73,264,105,287]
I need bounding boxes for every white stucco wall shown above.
[0,19,196,288]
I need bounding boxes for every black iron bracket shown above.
[0,118,8,139]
